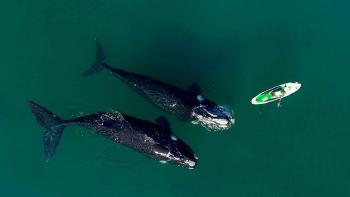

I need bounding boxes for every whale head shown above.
[191,96,235,131]
[153,136,198,169]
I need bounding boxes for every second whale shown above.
[83,40,235,131]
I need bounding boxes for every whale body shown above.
[28,101,197,169]
[84,40,235,131]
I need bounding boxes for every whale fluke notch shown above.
[28,101,66,161]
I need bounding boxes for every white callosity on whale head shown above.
[154,150,180,165]
[154,150,196,168]
[192,95,235,131]
[154,150,171,158]
[191,121,199,125]
[191,113,231,131]
[191,105,235,131]
[184,160,196,168]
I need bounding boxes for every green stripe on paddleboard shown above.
[256,93,273,103]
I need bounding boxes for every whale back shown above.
[107,66,199,120]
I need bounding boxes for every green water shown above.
[1,0,350,196]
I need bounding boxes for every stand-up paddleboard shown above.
[251,82,301,105]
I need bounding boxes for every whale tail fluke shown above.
[28,101,66,161]
[83,39,106,76]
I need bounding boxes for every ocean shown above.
[1,0,350,196]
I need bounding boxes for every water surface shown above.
[1,0,350,196]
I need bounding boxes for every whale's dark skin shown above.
[83,40,235,130]
[28,101,197,169]
[102,64,206,120]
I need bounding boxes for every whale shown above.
[28,101,197,169]
[83,40,235,131]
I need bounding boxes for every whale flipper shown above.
[83,39,106,76]
[28,101,66,161]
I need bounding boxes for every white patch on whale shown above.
[191,111,233,131]
[197,95,204,103]
[205,109,218,117]
[184,160,196,167]
[154,150,196,168]
[144,135,155,144]
[95,112,126,126]
[171,135,177,141]
[154,150,172,158]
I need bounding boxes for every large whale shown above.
[28,101,197,169]
[83,40,235,131]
